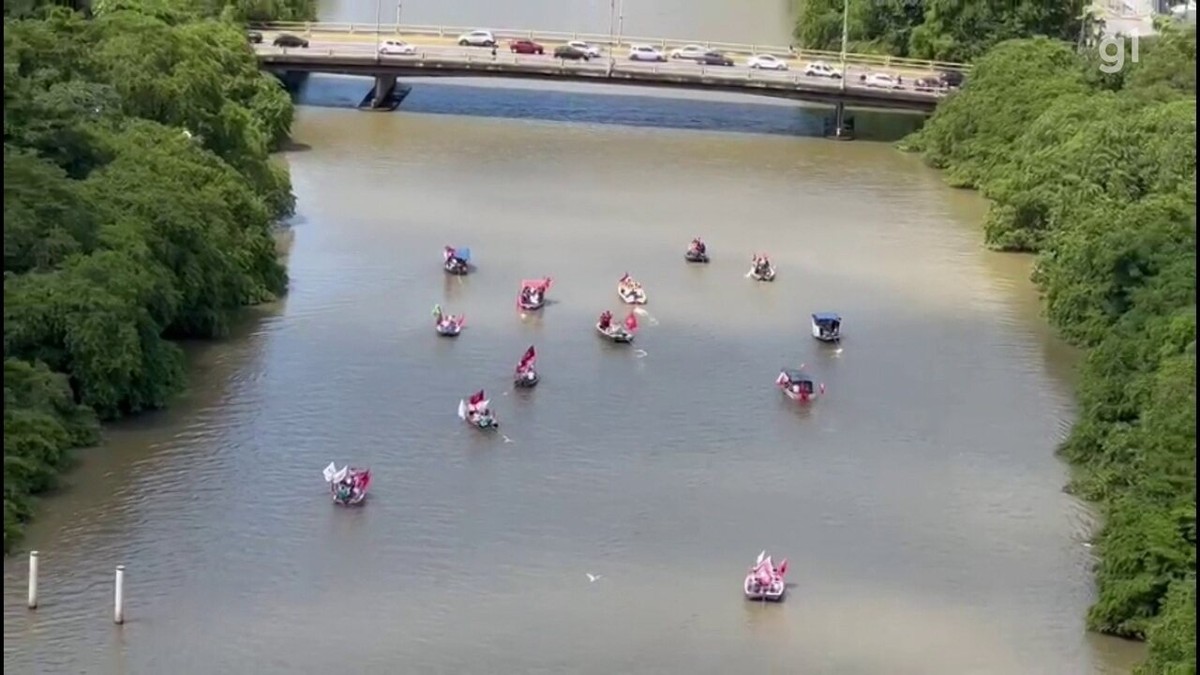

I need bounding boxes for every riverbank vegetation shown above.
[3,0,295,552]
[902,26,1196,674]
[793,0,1083,62]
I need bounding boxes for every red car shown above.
[509,39,545,55]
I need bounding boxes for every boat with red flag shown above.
[685,237,709,263]
[617,273,647,304]
[322,462,371,506]
[432,304,465,337]
[514,345,539,387]
[596,310,638,343]
[776,367,824,402]
[458,389,499,429]
[443,246,471,275]
[517,277,552,311]
[744,550,788,601]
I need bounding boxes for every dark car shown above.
[695,51,734,67]
[509,39,545,55]
[937,69,965,88]
[273,34,309,48]
[554,45,590,61]
[247,30,263,44]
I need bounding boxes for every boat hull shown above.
[467,415,499,430]
[596,323,634,343]
[436,323,462,337]
[618,289,647,305]
[749,268,776,282]
[743,577,786,602]
[444,260,469,275]
[811,321,840,342]
[514,370,539,388]
[518,299,545,311]
[684,250,709,263]
[332,492,368,506]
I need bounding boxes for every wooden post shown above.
[27,551,39,609]
[113,565,125,625]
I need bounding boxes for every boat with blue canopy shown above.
[811,312,842,342]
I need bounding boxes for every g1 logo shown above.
[1098,33,1140,74]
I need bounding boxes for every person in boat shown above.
[520,287,533,305]
[599,311,613,330]
[691,238,706,254]
[754,255,772,276]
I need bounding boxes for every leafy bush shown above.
[902,26,1197,673]
[3,0,293,551]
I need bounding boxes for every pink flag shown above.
[517,346,536,372]
[775,372,789,385]
[469,390,486,406]
[625,312,639,332]
[777,559,788,578]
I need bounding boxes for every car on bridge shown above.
[457,30,497,47]
[273,33,309,48]
[509,39,546,55]
[246,30,263,44]
[628,44,666,62]
[554,44,591,61]
[747,54,788,70]
[379,40,417,56]
[566,41,603,58]
[670,44,710,61]
[862,72,903,89]
[803,61,842,79]
[937,69,965,89]
[695,51,734,67]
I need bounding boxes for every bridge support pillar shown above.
[357,74,410,111]
[828,102,855,141]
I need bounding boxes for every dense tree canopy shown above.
[904,26,1197,674]
[794,0,1085,62]
[3,0,294,551]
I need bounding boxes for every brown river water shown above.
[2,2,1148,672]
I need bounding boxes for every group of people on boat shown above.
[519,286,543,307]
[443,246,470,275]
[323,463,371,506]
[685,237,709,262]
[750,253,774,279]
[744,551,788,600]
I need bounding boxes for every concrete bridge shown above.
[253,23,971,122]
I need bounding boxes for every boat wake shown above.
[501,434,515,443]
[632,308,659,325]
[634,349,649,358]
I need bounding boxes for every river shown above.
[3,3,1149,674]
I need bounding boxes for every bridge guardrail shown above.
[253,22,972,74]
[256,47,951,103]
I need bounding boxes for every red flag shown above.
[624,312,638,332]
[518,346,536,371]
[777,559,788,578]
[469,390,485,406]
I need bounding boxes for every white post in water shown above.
[27,551,39,609]
[113,565,125,625]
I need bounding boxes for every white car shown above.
[747,54,788,70]
[803,61,842,79]
[628,44,666,62]
[379,40,416,56]
[456,30,496,47]
[566,40,602,58]
[669,44,708,61]
[863,72,902,89]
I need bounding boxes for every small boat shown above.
[685,238,709,263]
[811,312,842,342]
[595,310,638,343]
[748,254,776,282]
[517,277,552,311]
[744,550,788,602]
[322,462,371,506]
[432,304,465,337]
[514,345,539,388]
[617,273,647,305]
[776,367,824,402]
[443,245,471,275]
[458,390,499,429]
